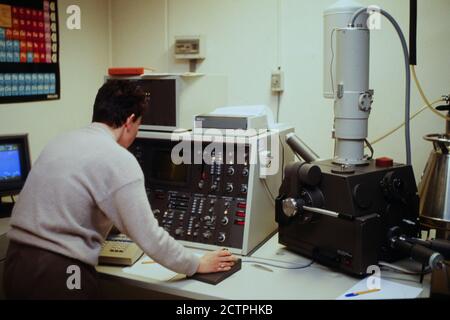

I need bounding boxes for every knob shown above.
[153,209,161,216]
[241,185,248,195]
[208,208,214,214]
[227,167,235,176]
[210,199,216,206]
[242,168,249,177]
[224,202,230,209]
[198,180,205,190]
[282,198,299,218]
[175,228,183,236]
[203,231,213,240]
[218,233,226,243]
[221,216,229,226]
[211,184,218,192]
[226,183,234,193]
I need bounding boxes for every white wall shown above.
[110,0,450,180]
[1,0,448,179]
[0,0,110,162]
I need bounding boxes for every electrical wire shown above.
[279,134,285,181]
[411,65,450,121]
[364,139,374,160]
[243,256,314,270]
[367,99,443,147]
[276,92,281,123]
[351,8,412,165]
[330,28,337,97]
[262,179,276,204]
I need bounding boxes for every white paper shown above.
[122,255,178,282]
[337,278,423,300]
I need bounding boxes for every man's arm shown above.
[97,179,200,275]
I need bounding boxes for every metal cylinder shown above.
[333,27,370,165]
[419,136,450,240]
[323,0,368,99]
[286,133,319,163]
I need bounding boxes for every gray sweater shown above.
[8,123,200,276]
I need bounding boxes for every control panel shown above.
[130,138,251,250]
[129,128,294,255]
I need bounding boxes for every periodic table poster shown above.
[0,0,60,104]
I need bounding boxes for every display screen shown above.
[0,144,22,182]
[139,79,177,127]
[108,79,177,128]
[150,149,188,184]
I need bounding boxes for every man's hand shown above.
[196,249,238,273]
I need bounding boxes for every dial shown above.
[221,216,229,226]
[218,232,226,243]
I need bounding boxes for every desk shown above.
[0,218,431,300]
[0,218,10,236]
[96,234,430,300]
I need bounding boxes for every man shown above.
[4,80,237,299]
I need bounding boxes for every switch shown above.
[221,216,229,226]
[242,168,249,177]
[236,211,246,218]
[226,183,234,193]
[218,232,226,243]
[237,202,247,209]
[203,231,213,240]
[271,69,284,92]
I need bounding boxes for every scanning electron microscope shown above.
[275,1,450,276]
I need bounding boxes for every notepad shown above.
[122,255,179,282]
[337,278,423,300]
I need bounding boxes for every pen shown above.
[345,288,381,298]
[141,261,157,265]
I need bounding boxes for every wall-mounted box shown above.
[174,35,206,60]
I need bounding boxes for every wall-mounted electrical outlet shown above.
[271,69,284,92]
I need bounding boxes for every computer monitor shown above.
[0,134,31,217]
[106,77,180,131]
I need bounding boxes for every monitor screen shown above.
[0,144,22,182]
[0,135,31,197]
[107,78,178,129]
[139,79,177,128]
[150,149,188,184]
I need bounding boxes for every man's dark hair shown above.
[92,80,148,128]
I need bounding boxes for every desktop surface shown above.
[96,234,430,300]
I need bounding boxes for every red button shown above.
[235,220,245,226]
[376,157,394,168]
[236,211,246,218]
[237,202,247,209]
